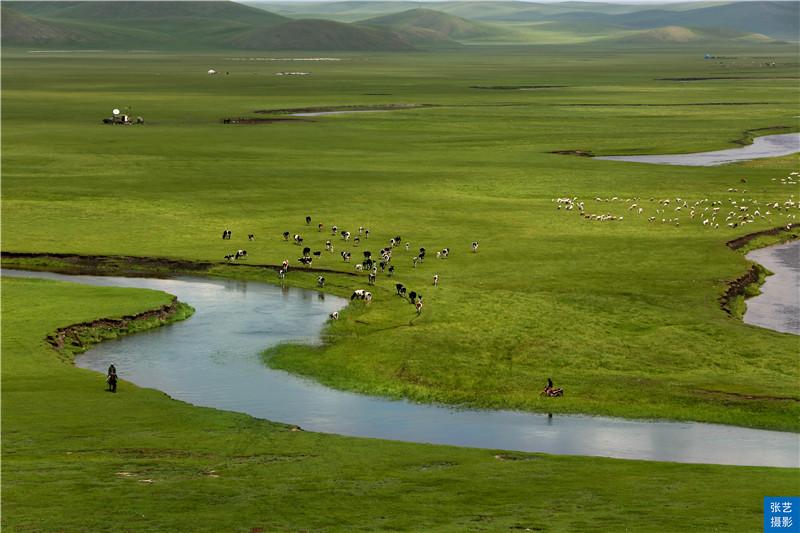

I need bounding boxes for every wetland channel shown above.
[595,132,800,166]
[3,268,798,468]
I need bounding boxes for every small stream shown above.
[3,268,797,468]
[595,132,800,166]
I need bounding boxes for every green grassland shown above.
[3,276,798,532]
[4,45,799,430]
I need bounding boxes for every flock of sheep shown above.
[554,172,798,230]
[222,216,480,318]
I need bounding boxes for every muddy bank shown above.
[720,264,761,316]
[222,117,309,125]
[1,251,359,278]
[549,149,594,157]
[1,252,214,277]
[46,296,192,359]
[720,224,798,316]
[726,223,798,250]
[254,103,434,115]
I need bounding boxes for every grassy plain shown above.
[3,38,800,530]
[5,44,798,429]
[2,276,798,532]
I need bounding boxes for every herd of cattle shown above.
[222,217,480,318]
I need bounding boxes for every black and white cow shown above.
[298,257,313,267]
[282,231,290,241]
[302,247,311,257]
[317,276,325,287]
[248,234,255,241]
[293,234,303,245]
[341,251,351,262]
[329,311,339,320]
[368,273,376,285]
[306,215,312,225]
[395,283,406,297]
[471,241,479,253]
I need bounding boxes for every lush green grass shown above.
[5,45,798,429]
[3,276,798,532]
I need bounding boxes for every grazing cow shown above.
[306,216,312,225]
[433,274,439,287]
[236,249,247,259]
[294,234,303,245]
[405,242,410,252]
[329,311,339,320]
[282,231,290,241]
[222,229,231,240]
[365,291,372,302]
[412,256,419,268]
[302,247,311,257]
[418,248,426,261]
[363,258,373,269]
[248,234,255,241]
[298,257,313,267]
[471,241,479,253]
[317,276,325,287]
[224,254,236,262]
[282,259,289,271]
[379,261,386,272]
[318,223,324,232]
[371,266,378,276]
[332,225,338,235]
[341,251,351,262]
[363,250,372,259]
[354,237,360,246]
[395,283,407,297]
[415,300,423,315]
[408,291,417,303]
[358,226,364,235]
[368,273,376,285]
[365,229,370,239]
[351,289,366,300]
[394,236,401,245]
[313,251,322,257]
[439,248,449,259]
[341,231,351,242]
[325,240,333,252]
[355,264,363,272]
[388,265,395,276]
[278,268,286,280]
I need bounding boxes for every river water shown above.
[744,240,800,335]
[595,132,800,166]
[3,269,797,468]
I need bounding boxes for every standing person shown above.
[107,365,118,393]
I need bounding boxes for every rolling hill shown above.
[551,1,798,40]
[1,1,415,50]
[0,7,90,45]
[228,19,414,50]
[361,8,492,40]
[611,25,776,44]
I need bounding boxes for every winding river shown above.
[3,269,798,468]
[595,132,800,166]
[744,240,800,335]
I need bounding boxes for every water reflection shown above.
[3,269,798,467]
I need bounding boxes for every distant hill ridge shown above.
[1,0,416,50]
